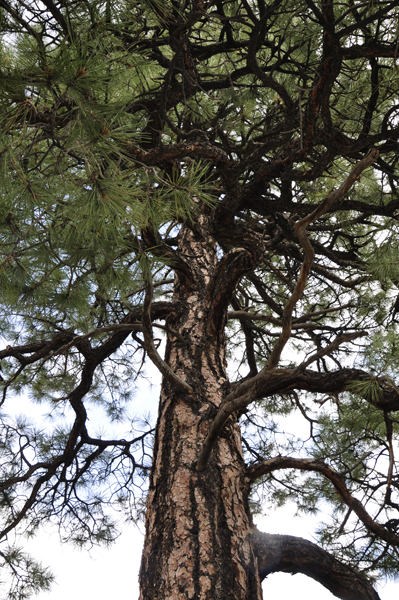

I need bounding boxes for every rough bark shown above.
[138,221,262,600]
[138,221,383,600]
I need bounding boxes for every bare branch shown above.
[251,530,381,600]
[247,457,399,546]
[297,331,368,370]
[206,247,262,336]
[267,149,379,369]
[52,323,144,356]
[196,331,368,472]
[142,282,193,394]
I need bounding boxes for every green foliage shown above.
[1,0,399,596]
[0,546,54,600]
[347,379,384,405]
[367,235,399,289]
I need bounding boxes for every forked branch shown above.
[196,331,367,472]
[267,148,378,369]
[247,456,399,546]
[196,150,379,472]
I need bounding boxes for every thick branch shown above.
[196,332,367,472]
[251,530,380,600]
[51,323,144,356]
[224,366,399,417]
[206,247,262,336]
[0,302,177,364]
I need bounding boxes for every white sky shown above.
[3,361,399,599]
[20,504,398,600]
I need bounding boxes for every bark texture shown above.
[138,219,384,600]
[139,221,262,600]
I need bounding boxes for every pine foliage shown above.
[1,1,399,597]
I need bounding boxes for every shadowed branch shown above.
[251,530,381,600]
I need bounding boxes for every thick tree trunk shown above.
[138,221,382,600]
[139,222,262,600]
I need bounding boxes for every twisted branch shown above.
[267,148,379,369]
[251,530,380,600]
[142,282,193,394]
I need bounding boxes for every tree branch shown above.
[196,332,367,472]
[206,247,262,336]
[51,323,144,356]
[140,226,194,286]
[267,148,379,369]
[251,530,381,600]
[247,457,399,546]
[142,282,193,394]
[297,331,368,371]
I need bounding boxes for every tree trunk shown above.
[139,221,262,600]
[137,220,382,600]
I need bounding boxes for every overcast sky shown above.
[20,502,398,600]
[3,362,398,600]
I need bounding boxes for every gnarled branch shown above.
[251,530,380,600]
[267,148,379,369]
[142,282,193,394]
[205,247,262,336]
[196,331,367,472]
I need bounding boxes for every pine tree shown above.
[1,1,399,599]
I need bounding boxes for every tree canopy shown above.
[1,1,399,599]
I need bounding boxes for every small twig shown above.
[338,508,352,535]
[384,411,395,505]
[297,330,368,371]
[126,277,174,298]
[153,323,185,343]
